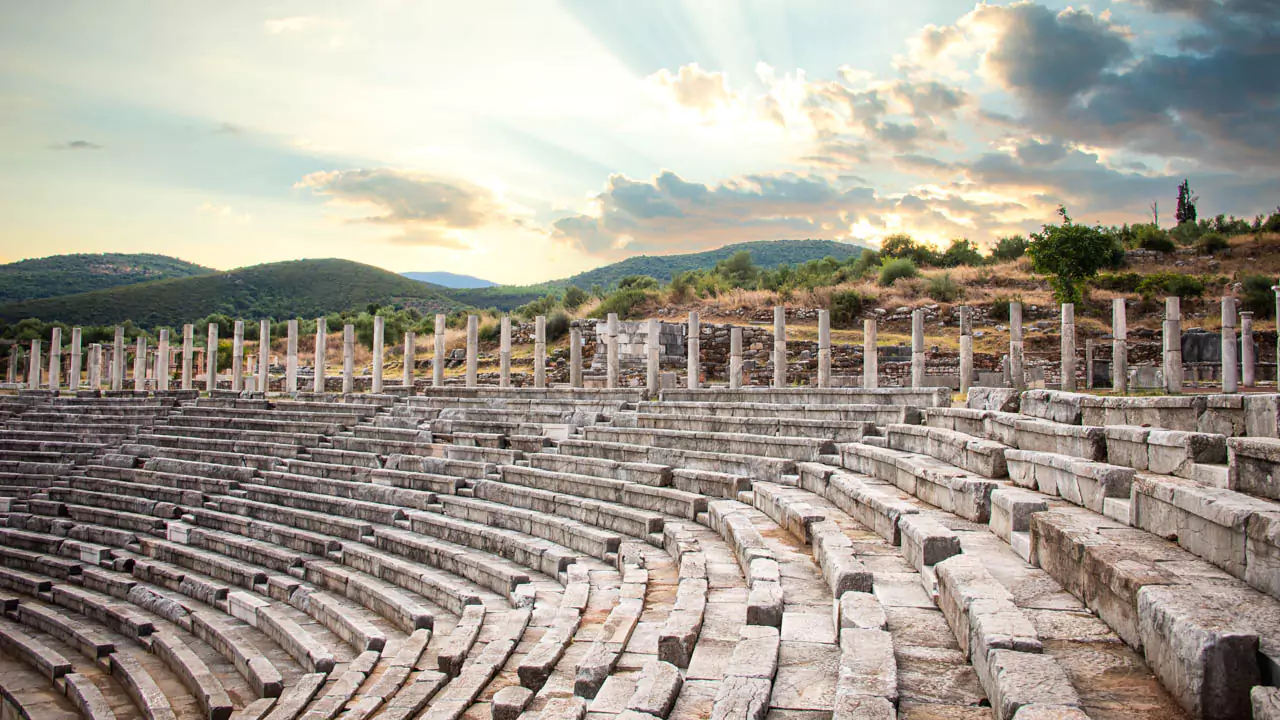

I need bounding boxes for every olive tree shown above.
[1027,207,1116,304]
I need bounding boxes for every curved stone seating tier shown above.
[657,387,952,407]
[0,652,82,720]
[470,478,664,541]
[583,425,835,463]
[635,399,920,425]
[630,412,877,443]
[883,424,1009,479]
[498,464,707,520]
[556,437,795,483]
[411,387,644,403]
[837,442,1000,524]
[1103,426,1227,479]
[133,434,306,461]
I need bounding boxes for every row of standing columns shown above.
[10,294,1279,393]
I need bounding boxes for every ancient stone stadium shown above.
[2,305,1280,720]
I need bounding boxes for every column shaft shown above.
[1222,297,1238,393]
[646,318,659,393]
[499,317,512,387]
[773,306,786,389]
[729,327,743,389]
[911,309,925,389]
[69,328,82,391]
[133,337,147,391]
[181,325,194,390]
[533,315,546,389]
[863,319,878,389]
[48,328,62,391]
[432,314,446,387]
[959,306,973,395]
[1164,298,1182,393]
[258,320,270,394]
[817,309,831,388]
[1061,303,1076,392]
[207,324,219,392]
[403,331,415,389]
[313,318,328,393]
[286,320,298,393]
[372,316,384,394]
[465,315,479,388]
[342,324,355,394]
[231,321,244,392]
[112,327,125,391]
[570,326,582,388]
[155,328,169,391]
[88,344,101,390]
[1112,299,1127,394]
[1242,311,1256,388]
[687,312,700,389]
[606,313,619,389]
[28,340,41,389]
[1010,302,1025,391]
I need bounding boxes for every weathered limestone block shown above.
[835,590,887,630]
[491,685,533,720]
[985,650,1081,720]
[627,660,683,717]
[967,387,1020,412]
[1019,389,1087,425]
[1254,687,1280,720]
[1200,394,1247,437]
[1080,394,1205,432]
[1005,449,1133,514]
[1227,437,1280,500]
[710,675,771,720]
[898,514,961,572]
[990,487,1047,543]
[837,627,897,702]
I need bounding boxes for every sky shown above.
[1,1,1277,284]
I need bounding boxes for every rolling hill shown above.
[444,239,865,310]
[0,259,466,327]
[0,253,212,304]
[402,271,496,288]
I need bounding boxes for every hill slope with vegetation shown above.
[443,239,864,310]
[0,253,212,304]
[0,258,465,328]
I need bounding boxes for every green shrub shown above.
[478,321,500,343]
[1195,232,1229,254]
[1136,273,1205,301]
[1028,207,1117,303]
[617,275,660,291]
[1136,228,1176,253]
[830,290,867,327]
[926,273,961,302]
[1242,275,1279,318]
[1094,272,1143,293]
[545,311,571,341]
[940,239,984,268]
[989,295,1022,322]
[590,289,652,320]
[878,258,918,286]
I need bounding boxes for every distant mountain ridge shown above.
[402,271,496,288]
[442,239,865,310]
[0,252,211,304]
[0,259,464,327]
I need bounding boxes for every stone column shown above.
[342,324,355,394]
[606,313,619,389]
[133,336,147,391]
[207,324,219,392]
[258,320,270,394]
[959,306,973,395]
[69,328,82,391]
[570,326,583,388]
[863,319,878,389]
[464,315,479,388]
[1010,302,1025,391]
[371,316,385,394]
[48,328,62,391]
[155,328,169,391]
[403,331,415,389]
[729,327,743,389]
[286,320,298,393]
[499,317,512,388]
[1242,311,1256,389]
[432,314,445,388]
[645,319,659,393]
[911,309,925,389]
[688,311,700,390]
[773,306,786,389]
[1163,298,1183,394]
[1060,303,1076,392]
[1222,297,1238,393]
[28,340,41,389]
[1112,299,1127,394]
[817,309,831,388]
[112,327,125,391]
[6,345,16,384]
[229,321,244,392]
[181,325,194,390]
[1083,340,1093,389]
[533,315,547,389]
[313,317,327,393]
[88,344,101,390]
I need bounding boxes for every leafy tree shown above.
[1242,275,1279,318]
[829,290,867,328]
[545,310,571,341]
[1175,179,1198,226]
[990,235,1028,263]
[940,239,984,268]
[562,285,588,310]
[1027,206,1115,304]
[880,234,941,266]
[927,273,961,302]
[713,251,759,288]
[617,275,660,291]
